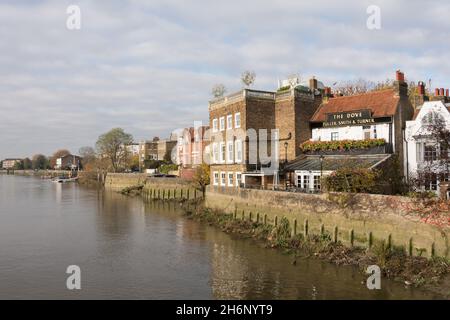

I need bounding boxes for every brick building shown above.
[209,78,324,189]
[284,70,415,192]
[1,158,22,169]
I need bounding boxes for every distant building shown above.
[2,158,22,169]
[139,136,178,168]
[177,125,210,167]
[125,143,140,157]
[55,154,82,170]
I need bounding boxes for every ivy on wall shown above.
[300,138,386,152]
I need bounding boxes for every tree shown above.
[13,160,24,170]
[212,84,226,98]
[128,154,140,172]
[192,163,210,198]
[23,158,32,170]
[32,154,49,170]
[95,128,133,172]
[79,146,96,168]
[49,149,71,168]
[241,70,256,88]
[334,78,376,96]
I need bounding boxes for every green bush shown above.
[323,168,380,193]
[300,138,386,152]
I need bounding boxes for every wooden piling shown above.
[349,229,354,247]
[275,216,278,227]
[368,232,373,249]
[304,219,309,237]
[408,238,413,256]
[333,226,338,243]
[264,214,267,225]
[293,219,297,236]
[320,224,325,235]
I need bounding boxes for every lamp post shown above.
[319,154,324,189]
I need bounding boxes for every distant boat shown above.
[52,176,78,183]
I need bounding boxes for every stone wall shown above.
[206,186,450,259]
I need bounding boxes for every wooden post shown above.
[408,238,413,257]
[241,210,245,221]
[256,213,260,224]
[368,232,373,249]
[168,189,171,199]
[264,214,267,225]
[234,209,237,220]
[349,229,354,247]
[275,216,278,227]
[181,189,184,199]
[194,189,197,199]
[333,226,338,243]
[387,234,392,251]
[431,242,435,258]
[187,189,190,200]
[163,190,166,200]
[293,219,297,236]
[158,189,161,199]
[304,219,309,237]
[249,212,252,222]
[320,224,325,235]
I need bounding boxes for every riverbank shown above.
[165,198,450,298]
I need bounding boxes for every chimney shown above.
[446,89,449,97]
[418,81,425,95]
[396,70,405,82]
[435,88,440,96]
[440,88,445,96]
[394,70,408,97]
[309,77,318,90]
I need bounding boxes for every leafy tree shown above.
[95,128,133,172]
[32,154,49,170]
[13,160,24,170]
[212,84,226,98]
[128,154,140,172]
[23,158,32,170]
[241,70,256,87]
[192,163,210,198]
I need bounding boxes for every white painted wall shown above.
[312,123,391,142]
[405,101,450,195]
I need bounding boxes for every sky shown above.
[1,0,450,159]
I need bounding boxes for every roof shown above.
[311,89,400,122]
[283,154,392,172]
[412,101,450,120]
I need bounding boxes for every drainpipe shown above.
[403,129,410,185]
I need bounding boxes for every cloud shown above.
[0,0,449,158]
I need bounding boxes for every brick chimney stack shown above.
[418,81,425,95]
[440,88,445,96]
[435,88,440,96]
[394,70,408,97]
[446,89,449,97]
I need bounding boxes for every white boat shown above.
[52,176,79,183]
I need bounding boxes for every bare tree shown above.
[334,78,376,96]
[241,70,256,88]
[212,84,226,98]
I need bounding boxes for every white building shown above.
[404,101,450,198]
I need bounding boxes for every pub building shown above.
[283,70,415,192]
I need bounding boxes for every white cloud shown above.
[0,0,449,158]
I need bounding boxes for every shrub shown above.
[323,168,380,193]
[300,139,386,152]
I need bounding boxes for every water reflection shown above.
[0,175,443,300]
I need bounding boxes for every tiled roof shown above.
[311,89,400,122]
[283,154,392,172]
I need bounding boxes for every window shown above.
[219,117,225,131]
[331,132,339,141]
[424,145,437,162]
[213,172,219,186]
[424,173,438,191]
[227,141,234,163]
[373,126,377,139]
[221,172,226,186]
[235,113,241,128]
[220,142,226,163]
[297,175,301,187]
[227,114,233,130]
[363,126,371,140]
[302,175,310,190]
[416,142,423,162]
[313,175,321,190]
[236,172,242,187]
[212,119,218,132]
[235,140,242,163]
[228,172,234,186]
[212,143,218,164]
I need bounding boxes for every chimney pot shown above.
[440,88,445,96]
[435,88,440,96]
[396,70,405,82]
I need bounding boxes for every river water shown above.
[0,175,442,299]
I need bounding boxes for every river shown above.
[0,175,441,299]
